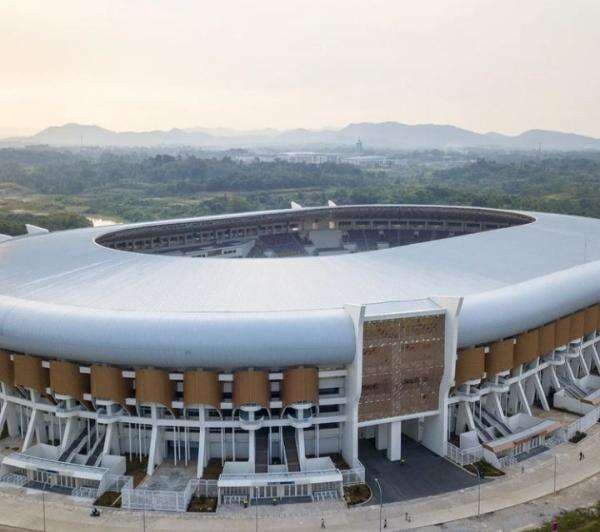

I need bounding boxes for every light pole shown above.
[374,478,383,532]
[255,497,258,532]
[474,464,481,517]
[553,455,558,494]
[42,490,46,532]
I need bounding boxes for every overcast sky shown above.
[1,0,599,136]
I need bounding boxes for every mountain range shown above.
[2,122,600,151]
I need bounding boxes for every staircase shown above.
[85,429,106,466]
[255,428,269,473]
[480,408,512,437]
[558,377,587,400]
[283,427,300,472]
[471,413,493,443]
[58,421,94,462]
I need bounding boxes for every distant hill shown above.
[3,121,600,150]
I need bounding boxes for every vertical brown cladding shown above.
[233,369,270,409]
[49,360,90,401]
[454,347,485,386]
[90,365,132,406]
[135,368,175,408]
[539,322,556,354]
[485,339,514,375]
[569,310,585,341]
[282,367,319,408]
[513,329,540,366]
[13,354,49,393]
[584,305,599,335]
[555,316,572,347]
[0,350,14,386]
[183,370,221,409]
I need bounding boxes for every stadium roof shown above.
[1,205,599,367]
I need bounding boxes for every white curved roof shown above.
[1,205,600,368]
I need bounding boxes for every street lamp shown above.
[42,490,46,532]
[374,477,383,532]
[474,464,482,517]
[553,455,558,494]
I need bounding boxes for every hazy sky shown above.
[1,0,600,136]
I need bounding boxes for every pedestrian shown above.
[321,517,326,529]
[579,451,585,461]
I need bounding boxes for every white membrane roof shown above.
[1,205,600,367]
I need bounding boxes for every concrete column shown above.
[22,408,39,451]
[591,345,600,374]
[533,373,550,411]
[0,384,18,437]
[248,430,256,467]
[516,382,532,416]
[375,423,388,450]
[196,408,206,478]
[146,405,162,476]
[386,420,402,461]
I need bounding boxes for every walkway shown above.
[1,426,600,530]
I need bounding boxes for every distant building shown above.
[282,152,339,164]
[343,155,391,168]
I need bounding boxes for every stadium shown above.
[1,203,600,510]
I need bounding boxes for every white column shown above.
[386,420,402,461]
[0,401,8,439]
[533,373,550,411]
[516,381,532,416]
[102,423,114,455]
[22,408,39,451]
[196,408,206,478]
[146,405,162,476]
[248,430,256,467]
[375,423,388,450]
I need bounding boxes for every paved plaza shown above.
[360,437,480,504]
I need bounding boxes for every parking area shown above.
[359,436,481,504]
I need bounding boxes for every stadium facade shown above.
[1,204,600,504]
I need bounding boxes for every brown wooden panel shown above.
[136,368,174,408]
[454,347,485,386]
[569,310,585,341]
[90,365,131,406]
[584,305,599,335]
[0,350,14,386]
[13,354,49,393]
[282,367,319,408]
[514,329,540,366]
[183,370,221,409]
[50,360,90,401]
[485,339,514,375]
[539,322,556,354]
[359,314,445,422]
[233,369,270,409]
[555,316,571,347]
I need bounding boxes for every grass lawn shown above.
[344,484,371,506]
[202,458,224,480]
[465,460,505,478]
[529,503,600,531]
[125,456,148,487]
[94,490,122,508]
[188,496,217,512]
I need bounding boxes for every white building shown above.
[1,204,600,507]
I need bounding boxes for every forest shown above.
[1,147,600,235]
